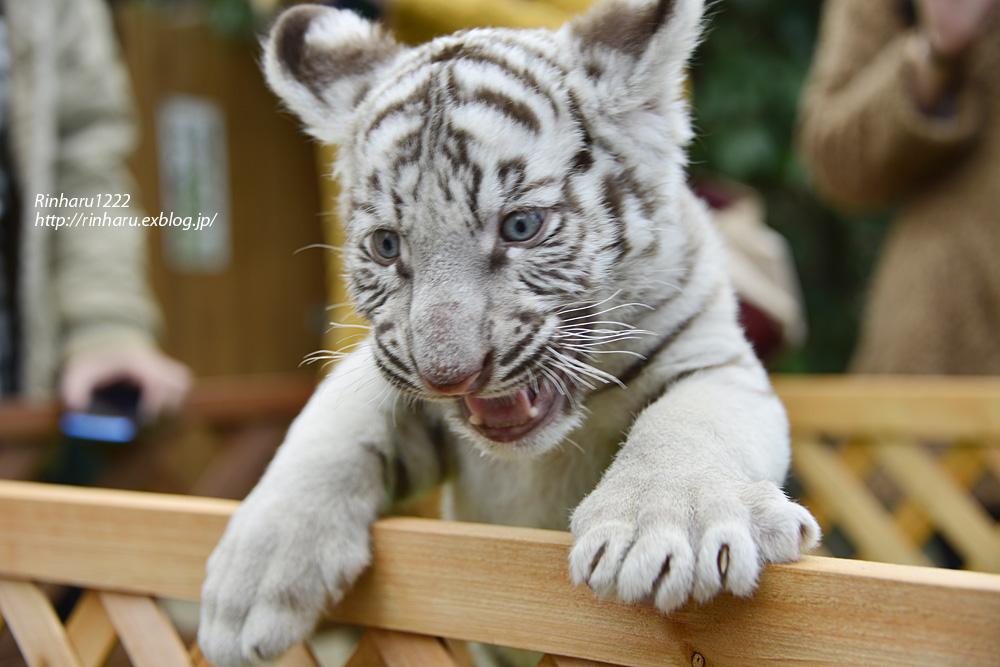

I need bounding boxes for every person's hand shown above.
[907,0,998,114]
[60,346,193,420]
[916,0,999,61]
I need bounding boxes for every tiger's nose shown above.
[421,354,492,396]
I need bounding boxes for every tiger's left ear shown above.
[263,5,403,144]
[564,0,704,117]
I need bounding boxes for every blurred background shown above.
[112,0,886,378]
[0,0,992,551]
[0,2,997,663]
[115,0,329,380]
[688,0,890,373]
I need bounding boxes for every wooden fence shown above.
[0,481,998,667]
[0,374,999,666]
[775,375,1000,571]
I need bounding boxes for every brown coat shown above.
[798,0,1000,374]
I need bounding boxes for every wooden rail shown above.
[2,375,1000,664]
[0,373,316,440]
[770,376,1000,572]
[772,374,1000,437]
[4,372,999,439]
[0,480,998,667]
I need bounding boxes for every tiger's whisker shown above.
[555,289,623,316]
[559,301,654,323]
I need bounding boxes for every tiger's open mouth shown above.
[460,376,567,442]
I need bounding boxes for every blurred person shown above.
[0,0,191,418]
[798,0,1000,374]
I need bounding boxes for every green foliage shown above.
[689,0,890,372]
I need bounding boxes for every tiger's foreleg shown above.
[569,349,819,611]
[198,343,428,666]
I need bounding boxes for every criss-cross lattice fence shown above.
[0,374,999,666]
[0,480,998,667]
[775,375,1000,572]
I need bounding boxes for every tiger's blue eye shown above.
[371,229,400,262]
[500,209,544,243]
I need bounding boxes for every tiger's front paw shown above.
[198,498,373,666]
[568,477,819,613]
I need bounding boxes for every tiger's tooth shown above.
[528,406,539,418]
[469,414,483,426]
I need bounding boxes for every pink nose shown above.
[423,369,483,396]
[422,353,494,396]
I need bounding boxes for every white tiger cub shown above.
[199,0,820,664]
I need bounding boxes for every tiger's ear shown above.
[263,5,403,144]
[565,0,704,116]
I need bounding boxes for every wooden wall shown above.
[116,5,328,378]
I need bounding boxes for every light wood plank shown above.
[66,590,118,667]
[98,592,193,666]
[443,638,477,667]
[944,446,989,484]
[9,374,1000,442]
[892,447,988,548]
[0,579,84,667]
[984,447,1000,482]
[277,643,324,666]
[1,482,999,666]
[341,629,460,667]
[190,640,317,667]
[793,438,932,566]
[874,438,1000,572]
[839,438,876,477]
[346,632,388,667]
[0,480,236,600]
[330,519,1000,667]
[190,641,214,667]
[893,500,933,546]
[539,655,622,667]
[11,373,1000,439]
[369,628,460,667]
[773,374,1000,438]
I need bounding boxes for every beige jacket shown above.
[5,0,159,397]
[799,0,1000,374]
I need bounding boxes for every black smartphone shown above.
[58,381,141,443]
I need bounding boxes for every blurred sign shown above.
[156,94,232,273]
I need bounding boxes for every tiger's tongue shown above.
[465,390,537,428]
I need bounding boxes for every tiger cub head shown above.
[265,0,705,457]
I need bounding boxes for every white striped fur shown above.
[200,2,819,665]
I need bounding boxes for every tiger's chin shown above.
[450,376,582,459]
